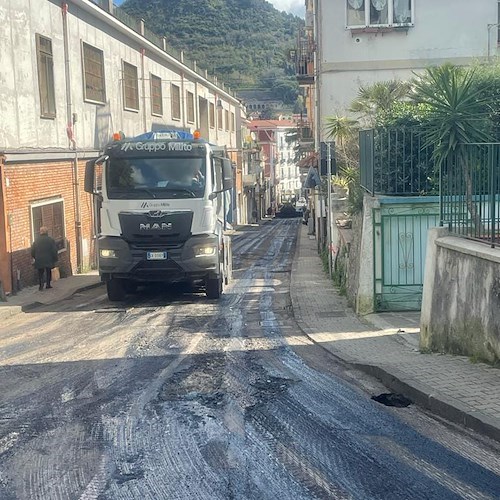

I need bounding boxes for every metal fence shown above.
[360,128,436,196]
[441,144,500,247]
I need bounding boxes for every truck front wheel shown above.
[206,276,222,299]
[107,278,127,301]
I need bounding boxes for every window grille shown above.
[36,34,56,118]
[150,74,162,116]
[123,61,139,110]
[82,43,106,103]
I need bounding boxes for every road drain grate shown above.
[371,393,412,407]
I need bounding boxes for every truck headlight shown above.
[193,245,217,257]
[100,249,118,258]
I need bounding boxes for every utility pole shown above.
[326,142,333,276]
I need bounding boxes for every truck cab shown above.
[84,130,233,301]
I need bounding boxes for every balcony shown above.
[293,29,315,85]
[297,121,314,146]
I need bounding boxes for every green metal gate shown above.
[373,200,440,311]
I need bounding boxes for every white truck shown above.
[84,130,233,301]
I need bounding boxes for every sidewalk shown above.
[290,223,500,443]
[0,271,102,321]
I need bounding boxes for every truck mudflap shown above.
[223,234,232,285]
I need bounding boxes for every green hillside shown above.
[121,0,303,103]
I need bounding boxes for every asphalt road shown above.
[0,219,499,499]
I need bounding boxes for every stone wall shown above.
[421,228,500,363]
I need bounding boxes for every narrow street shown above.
[0,219,499,499]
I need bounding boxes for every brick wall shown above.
[3,159,95,291]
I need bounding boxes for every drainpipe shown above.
[140,47,147,133]
[62,2,83,273]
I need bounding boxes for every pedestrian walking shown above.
[31,226,58,291]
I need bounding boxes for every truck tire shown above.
[107,278,126,301]
[206,276,222,299]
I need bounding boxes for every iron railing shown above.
[360,128,436,196]
[441,144,500,247]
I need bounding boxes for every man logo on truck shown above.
[139,222,173,231]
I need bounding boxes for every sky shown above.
[114,1,305,18]
[269,0,305,18]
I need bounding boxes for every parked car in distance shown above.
[275,203,303,218]
[295,197,307,210]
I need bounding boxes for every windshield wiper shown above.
[134,187,157,198]
[108,188,157,199]
[162,187,197,198]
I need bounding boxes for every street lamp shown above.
[487,23,499,61]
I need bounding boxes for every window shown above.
[218,106,223,130]
[82,43,106,103]
[150,74,162,116]
[186,90,195,123]
[36,34,56,118]
[123,61,139,111]
[31,199,65,251]
[346,0,413,28]
[209,102,215,128]
[225,110,229,131]
[231,112,235,132]
[171,84,181,120]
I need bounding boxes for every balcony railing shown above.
[294,29,315,82]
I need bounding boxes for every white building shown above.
[0,0,240,152]
[276,128,301,202]
[0,0,241,291]
[316,0,498,137]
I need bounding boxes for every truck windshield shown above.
[106,157,206,199]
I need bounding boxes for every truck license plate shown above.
[147,251,167,260]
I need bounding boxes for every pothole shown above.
[371,393,412,407]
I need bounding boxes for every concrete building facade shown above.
[316,0,498,133]
[0,0,240,294]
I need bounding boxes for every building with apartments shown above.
[249,119,299,213]
[0,0,241,294]
[315,0,498,135]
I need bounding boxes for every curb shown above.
[295,314,500,444]
[352,363,500,444]
[0,280,104,321]
[289,228,500,444]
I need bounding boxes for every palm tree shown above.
[324,115,358,168]
[349,80,411,126]
[411,64,492,231]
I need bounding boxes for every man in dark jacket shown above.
[31,226,58,290]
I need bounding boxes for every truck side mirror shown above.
[84,160,96,193]
[222,158,233,191]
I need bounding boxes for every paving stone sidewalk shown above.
[290,223,500,443]
[0,271,102,321]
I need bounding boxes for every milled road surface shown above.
[0,219,499,499]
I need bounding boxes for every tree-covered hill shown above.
[121,0,303,102]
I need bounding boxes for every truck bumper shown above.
[98,234,220,283]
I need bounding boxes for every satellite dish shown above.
[348,0,363,9]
